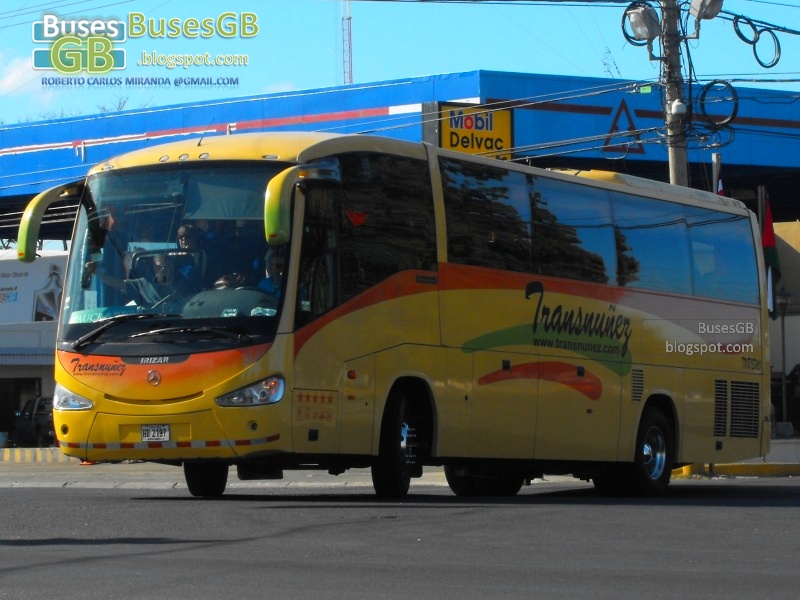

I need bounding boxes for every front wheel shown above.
[184,462,229,498]
[371,393,417,498]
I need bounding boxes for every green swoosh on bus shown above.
[462,324,632,376]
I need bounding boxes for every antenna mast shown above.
[342,0,353,84]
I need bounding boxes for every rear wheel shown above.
[184,462,228,498]
[475,475,524,496]
[371,393,417,498]
[630,409,673,496]
[593,407,673,497]
[444,465,479,497]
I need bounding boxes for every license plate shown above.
[141,424,170,442]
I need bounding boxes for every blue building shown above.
[2,70,798,241]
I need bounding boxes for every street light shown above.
[622,1,726,187]
[626,4,660,42]
[624,3,661,61]
[690,0,724,20]
[776,288,792,427]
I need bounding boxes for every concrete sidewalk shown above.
[2,438,800,479]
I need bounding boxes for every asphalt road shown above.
[1,469,798,600]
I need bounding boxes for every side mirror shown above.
[264,158,341,245]
[18,181,85,263]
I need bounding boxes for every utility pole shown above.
[660,0,689,187]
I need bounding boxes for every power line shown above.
[0,0,137,29]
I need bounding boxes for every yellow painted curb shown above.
[708,463,800,477]
[0,448,78,464]
[673,463,800,478]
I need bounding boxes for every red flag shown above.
[762,199,782,317]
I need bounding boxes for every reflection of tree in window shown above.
[336,153,436,300]
[615,226,640,286]
[612,196,692,295]
[441,159,532,273]
[528,183,609,285]
[297,153,437,327]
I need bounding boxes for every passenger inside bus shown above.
[85,224,207,310]
[257,248,286,298]
[174,224,207,284]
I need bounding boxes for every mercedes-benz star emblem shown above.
[147,370,162,386]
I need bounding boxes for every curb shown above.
[673,463,800,478]
[0,447,79,464]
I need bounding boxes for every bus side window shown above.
[687,208,758,304]
[296,153,437,329]
[441,158,532,273]
[612,195,692,295]
[528,176,615,285]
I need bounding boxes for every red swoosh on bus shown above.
[477,361,603,401]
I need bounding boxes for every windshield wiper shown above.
[71,313,177,351]
[128,326,251,344]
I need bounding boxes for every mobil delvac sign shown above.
[439,102,513,160]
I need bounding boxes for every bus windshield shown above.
[59,161,292,352]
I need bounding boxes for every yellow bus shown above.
[18,132,770,497]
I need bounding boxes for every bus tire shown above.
[593,408,673,497]
[444,465,480,497]
[474,475,524,497]
[371,392,415,498]
[184,462,228,498]
[445,466,524,497]
[630,408,673,496]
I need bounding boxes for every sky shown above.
[0,0,798,125]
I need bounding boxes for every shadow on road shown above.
[132,478,800,508]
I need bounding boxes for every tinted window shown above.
[529,176,616,284]
[439,156,758,303]
[337,153,436,297]
[688,207,758,303]
[441,158,532,272]
[297,153,436,327]
[441,158,616,284]
[612,195,692,295]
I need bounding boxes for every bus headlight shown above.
[215,377,285,407]
[53,384,94,411]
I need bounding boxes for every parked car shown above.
[10,396,55,447]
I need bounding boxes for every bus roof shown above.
[87,130,747,213]
[555,169,746,210]
[87,131,427,175]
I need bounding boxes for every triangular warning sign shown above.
[603,99,646,155]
